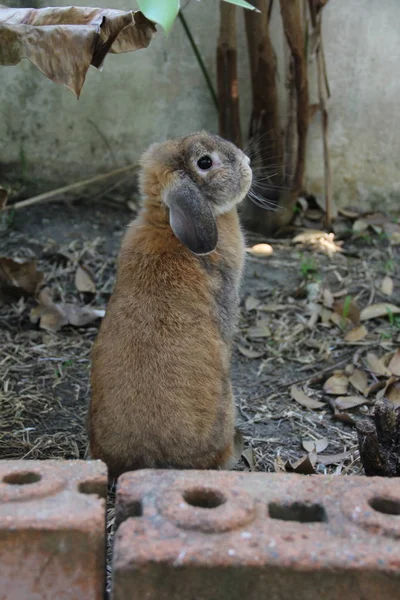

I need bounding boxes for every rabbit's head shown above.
[139,131,252,255]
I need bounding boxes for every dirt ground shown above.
[1,197,399,479]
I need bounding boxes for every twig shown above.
[3,164,138,211]
[178,11,218,111]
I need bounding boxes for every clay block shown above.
[0,459,107,600]
[112,470,400,600]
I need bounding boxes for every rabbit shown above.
[88,131,252,479]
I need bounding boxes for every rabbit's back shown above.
[89,209,243,477]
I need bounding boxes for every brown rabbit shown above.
[88,131,252,479]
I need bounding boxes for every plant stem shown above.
[178,11,219,111]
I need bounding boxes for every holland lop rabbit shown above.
[88,131,252,478]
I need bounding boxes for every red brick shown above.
[112,470,400,600]
[0,459,107,600]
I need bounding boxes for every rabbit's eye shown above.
[197,155,213,170]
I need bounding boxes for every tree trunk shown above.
[217,3,242,147]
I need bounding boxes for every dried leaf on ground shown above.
[246,324,271,339]
[386,379,400,407]
[302,437,329,453]
[285,451,317,474]
[333,297,360,325]
[388,350,400,377]
[349,369,368,394]
[335,395,368,410]
[30,287,105,331]
[323,373,348,395]
[323,288,334,308]
[0,7,156,97]
[360,303,400,321]
[333,411,356,426]
[290,385,325,409]
[75,265,96,294]
[237,345,264,359]
[344,325,368,342]
[0,187,7,210]
[352,219,368,233]
[366,352,391,377]
[380,275,394,297]
[245,296,260,311]
[247,243,273,257]
[0,257,43,301]
[363,380,386,397]
[242,447,256,471]
[317,451,351,466]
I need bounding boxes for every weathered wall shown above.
[1,0,399,209]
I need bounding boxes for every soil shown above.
[1,198,400,477]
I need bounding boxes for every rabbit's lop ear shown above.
[165,178,218,255]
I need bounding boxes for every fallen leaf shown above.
[290,385,325,409]
[330,312,342,327]
[237,345,264,359]
[247,243,273,257]
[332,411,356,426]
[380,275,394,297]
[360,303,400,321]
[0,7,156,97]
[247,324,271,339]
[363,380,386,397]
[245,296,260,311]
[383,222,400,245]
[335,395,368,410]
[386,379,400,408]
[339,206,362,219]
[323,374,348,395]
[75,265,96,294]
[344,325,368,342]
[242,447,255,471]
[321,307,332,324]
[317,451,351,466]
[322,288,334,308]
[30,287,104,331]
[302,437,329,453]
[366,352,391,377]
[307,302,321,329]
[349,369,368,394]
[333,297,360,325]
[352,219,369,233]
[0,257,43,302]
[0,187,7,210]
[285,452,317,474]
[388,349,400,377]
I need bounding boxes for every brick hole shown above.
[268,501,327,523]
[3,472,41,485]
[115,500,143,529]
[79,480,107,499]
[369,497,400,516]
[183,488,226,509]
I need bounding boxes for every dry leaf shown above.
[363,380,386,397]
[285,452,317,474]
[349,369,368,394]
[307,303,321,329]
[247,324,271,339]
[302,437,329,453]
[322,288,334,308]
[333,411,356,426]
[335,395,368,410]
[242,447,256,471]
[0,7,156,97]
[75,265,96,294]
[245,296,260,311]
[344,325,368,342]
[386,379,400,408]
[380,275,394,297]
[31,287,104,331]
[333,298,360,326]
[317,451,351,466]
[323,374,348,395]
[247,243,273,257]
[352,219,368,233]
[366,352,391,377]
[360,303,400,321]
[330,312,342,327]
[321,307,332,325]
[290,385,325,409]
[339,206,362,219]
[0,187,7,210]
[388,350,400,377]
[237,345,264,359]
[0,257,43,302]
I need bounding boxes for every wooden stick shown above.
[3,164,138,212]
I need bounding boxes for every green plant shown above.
[387,308,400,330]
[300,256,317,278]
[385,259,395,274]
[340,294,352,330]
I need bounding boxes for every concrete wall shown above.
[1,0,399,209]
